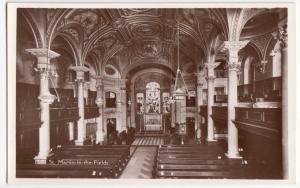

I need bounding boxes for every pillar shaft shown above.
[195,72,204,140]
[95,77,104,144]
[26,48,59,164]
[227,64,239,157]
[205,62,217,142]
[223,40,248,158]
[68,122,74,141]
[274,24,288,179]
[77,80,85,145]
[206,76,215,141]
[70,66,89,146]
[130,83,135,128]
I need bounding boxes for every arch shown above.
[121,61,176,79]
[82,26,116,61]
[207,9,229,41]
[130,68,173,85]
[248,42,263,61]
[46,8,76,48]
[50,33,80,66]
[20,9,43,48]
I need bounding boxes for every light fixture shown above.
[255,60,268,74]
[127,97,132,105]
[171,22,190,101]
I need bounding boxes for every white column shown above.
[26,48,60,164]
[205,63,216,142]
[196,73,204,140]
[223,41,248,158]
[274,24,288,179]
[116,91,122,132]
[70,66,89,146]
[68,122,74,141]
[95,76,104,144]
[120,79,127,132]
[130,83,135,128]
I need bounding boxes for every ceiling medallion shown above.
[138,42,162,58]
[133,24,161,37]
[72,11,98,34]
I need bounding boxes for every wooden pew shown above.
[17,145,131,178]
[154,144,244,179]
[17,164,118,178]
[156,170,230,179]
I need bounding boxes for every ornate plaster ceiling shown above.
[18,8,283,79]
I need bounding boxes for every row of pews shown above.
[153,143,245,179]
[16,145,130,178]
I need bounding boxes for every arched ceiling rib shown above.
[19,8,283,78]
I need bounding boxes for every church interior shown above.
[15,8,288,179]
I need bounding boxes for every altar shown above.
[144,114,162,132]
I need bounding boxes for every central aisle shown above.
[120,146,157,179]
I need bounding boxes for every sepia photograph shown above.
[6,2,296,185]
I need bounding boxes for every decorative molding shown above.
[206,75,216,82]
[272,24,288,48]
[38,93,56,104]
[26,48,60,59]
[95,97,104,107]
[63,28,80,42]
[69,66,89,80]
[227,62,241,72]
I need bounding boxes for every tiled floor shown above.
[120,146,157,179]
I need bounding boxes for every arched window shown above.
[105,91,116,108]
[146,82,160,114]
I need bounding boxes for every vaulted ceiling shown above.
[18,8,284,79]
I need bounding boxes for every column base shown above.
[34,152,54,164]
[75,139,84,146]
[225,152,243,159]
[206,138,217,142]
[96,131,104,144]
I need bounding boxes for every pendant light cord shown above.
[173,22,189,95]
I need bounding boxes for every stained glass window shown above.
[146,82,160,114]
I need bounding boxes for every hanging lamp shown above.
[172,21,190,101]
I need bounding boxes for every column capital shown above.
[26,48,60,59]
[206,75,216,82]
[222,40,249,52]
[272,24,288,48]
[93,76,103,89]
[38,93,56,104]
[204,62,218,70]
[26,48,60,69]
[227,62,241,72]
[95,98,104,107]
[69,66,89,80]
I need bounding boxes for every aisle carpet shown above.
[120,146,157,179]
